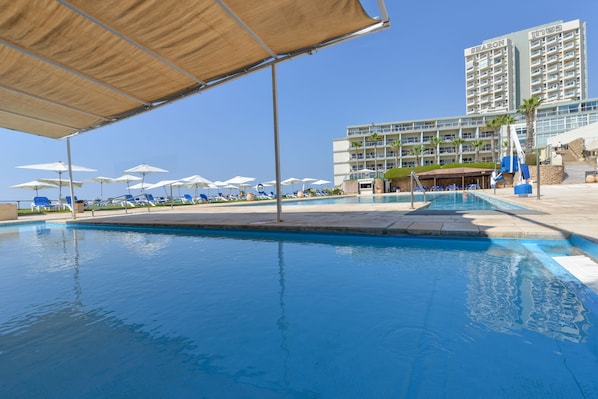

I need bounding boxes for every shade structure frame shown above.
[0,0,389,139]
[1,0,390,222]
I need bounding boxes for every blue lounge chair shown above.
[65,195,78,211]
[31,196,57,212]
[182,194,195,204]
[120,194,137,207]
[198,193,209,202]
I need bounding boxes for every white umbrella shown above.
[129,181,155,191]
[38,178,84,188]
[222,184,238,196]
[225,175,255,185]
[113,174,142,195]
[145,179,184,206]
[312,179,331,185]
[301,177,317,190]
[282,177,302,194]
[181,175,213,197]
[10,180,58,196]
[86,176,114,199]
[16,161,96,200]
[124,163,168,193]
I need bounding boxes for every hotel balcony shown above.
[564,62,577,71]
[546,55,559,65]
[547,84,560,93]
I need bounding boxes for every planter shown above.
[0,204,18,220]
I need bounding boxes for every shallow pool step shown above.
[553,255,598,295]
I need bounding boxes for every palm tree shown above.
[351,141,364,173]
[518,95,544,154]
[452,137,466,163]
[428,136,443,165]
[471,139,484,162]
[410,145,424,166]
[501,114,517,156]
[389,139,402,169]
[369,132,381,177]
[485,117,503,162]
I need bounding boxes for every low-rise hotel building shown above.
[333,98,598,186]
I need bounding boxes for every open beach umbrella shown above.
[17,161,96,200]
[301,177,317,190]
[10,180,58,196]
[86,176,114,199]
[38,178,84,189]
[312,179,331,186]
[129,182,155,191]
[124,163,168,193]
[145,179,184,206]
[282,177,302,194]
[113,174,142,195]
[225,175,255,185]
[181,175,212,197]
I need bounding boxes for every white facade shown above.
[528,20,587,105]
[465,38,516,115]
[465,20,587,115]
[333,99,598,186]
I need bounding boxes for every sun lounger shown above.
[181,194,195,204]
[65,195,78,211]
[31,196,58,212]
[119,194,137,207]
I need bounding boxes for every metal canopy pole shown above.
[272,64,282,222]
[66,137,77,219]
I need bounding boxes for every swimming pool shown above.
[244,192,525,211]
[1,223,597,398]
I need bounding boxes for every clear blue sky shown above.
[1,0,597,202]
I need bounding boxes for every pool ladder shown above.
[410,171,426,209]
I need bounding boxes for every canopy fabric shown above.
[0,0,387,139]
[416,168,494,179]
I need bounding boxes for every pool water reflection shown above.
[0,223,596,398]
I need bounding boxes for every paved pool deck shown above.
[10,183,598,243]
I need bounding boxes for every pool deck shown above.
[8,183,598,243]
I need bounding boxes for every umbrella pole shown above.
[66,137,77,219]
[272,64,282,222]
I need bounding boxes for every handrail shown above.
[410,171,426,209]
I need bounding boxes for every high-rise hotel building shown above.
[332,19,595,187]
[465,20,587,115]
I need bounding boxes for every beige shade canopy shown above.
[0,0,388,139]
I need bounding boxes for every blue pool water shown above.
[246,192,525,211]
[1,223,597,398]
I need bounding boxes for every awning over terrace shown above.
[416,167,494,189]
[0,0,388,139]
